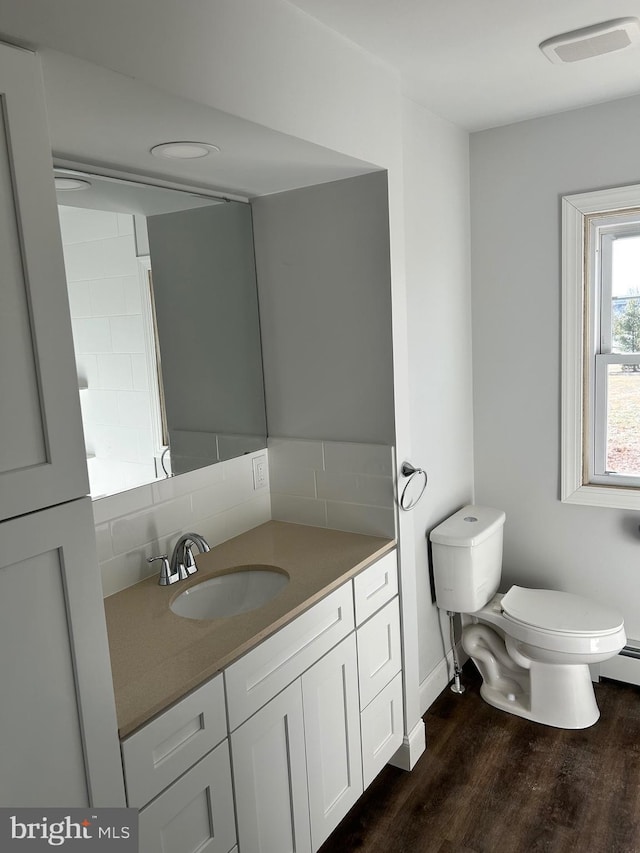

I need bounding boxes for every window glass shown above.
[605,362,640,475]
[611,236,640,354]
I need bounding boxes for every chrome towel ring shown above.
[400,462,428,511]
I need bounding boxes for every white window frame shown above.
[562,183,640,509]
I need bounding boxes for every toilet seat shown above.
[502,586,624,636]
[497,586,626,655]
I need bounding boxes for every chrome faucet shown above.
[171,532,211,579]
[148,532,211,585]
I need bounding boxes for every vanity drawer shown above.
[122,673,226,808]
[357,597,401,709]
[354,550,398,626]
[225,582,354,730]
[138,739,236,853]
[361,671,404,789]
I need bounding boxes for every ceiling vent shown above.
[540,17,640,64]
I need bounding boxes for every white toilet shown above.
[429,504,626,729]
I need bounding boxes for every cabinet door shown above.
[361,671,404,789]
[231,681,311,853]
[302,635,363,850]
[139,741,236,853]
[0,42,88,521]
[0,499,125,806]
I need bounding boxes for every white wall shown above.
[471,93,640,642]
[401,98,474,703]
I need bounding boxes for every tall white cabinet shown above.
[0,41,125,806]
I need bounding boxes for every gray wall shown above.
[470,93,640,641]
[147,202,267,467]
[251,172,395,445]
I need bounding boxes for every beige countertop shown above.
[104,521,395,738]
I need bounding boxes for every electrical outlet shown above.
[252,454,268,490]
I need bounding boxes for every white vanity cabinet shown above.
[354,551,404,788]
[121,674,237,853]
[231,634,362,853]
[116,547,400,853]
[227,582,360,852]
[228,549,399,853]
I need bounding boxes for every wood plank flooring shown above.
[319,664,640,853]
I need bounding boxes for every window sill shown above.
[562,482,640,510]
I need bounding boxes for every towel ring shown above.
[400,462,428,511]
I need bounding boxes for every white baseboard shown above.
[600,644,640,687]
[389,719,426,771]
[419,644,469,715]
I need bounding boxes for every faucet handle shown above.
[183,544,199,576]
[147,555,176,586]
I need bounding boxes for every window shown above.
[562,184,640,508]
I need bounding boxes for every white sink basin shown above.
[170,567,289,620]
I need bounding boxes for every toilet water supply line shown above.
[448,611,465,694]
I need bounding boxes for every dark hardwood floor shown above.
[319,664,640,853]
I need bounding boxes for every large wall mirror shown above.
[55,168,267,499]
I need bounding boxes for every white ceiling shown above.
[0,0,379,199]
[288,0,640,130]
[41,51,375,199]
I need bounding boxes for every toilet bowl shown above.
[462,588,626,728]
[430,505,626,729]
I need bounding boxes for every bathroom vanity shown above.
[105,522,403,853]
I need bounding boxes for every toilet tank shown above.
[429,505,505,613]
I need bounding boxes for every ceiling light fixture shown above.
[150,141,221,160]
[54,176,92,191]
[540,17,640,64]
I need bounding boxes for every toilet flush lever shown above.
[399,462,428,511]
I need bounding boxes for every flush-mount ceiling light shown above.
[540,17,640,64]
[150,141,221,160]
[54,176,92,190]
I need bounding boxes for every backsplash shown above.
[96,439,396,597]
[169,428,267,473]
[268,438,396,539]
[95,450,270,597]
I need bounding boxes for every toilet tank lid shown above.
[429,505,506,547]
